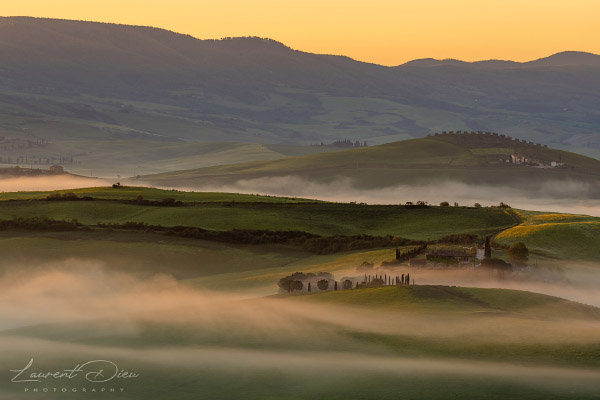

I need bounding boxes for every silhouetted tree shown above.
[440,201,450,207]
[342,279,353,290]
[334,281,338,291]
[278,278,293,293]
[317,280,329,291]
[484,236,492,259]
[308,282,312,292]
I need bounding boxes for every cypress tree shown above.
[334,281,338,291]
[484,236,492,259]
[308,282,312,292]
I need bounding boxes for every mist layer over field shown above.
[0,260,599,399]
[0,176,103,192]
[169,176,600,216]
[1,175,598,216]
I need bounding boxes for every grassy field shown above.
[495,210,600,260]
[0,186,314,203]
[0,231,312,280]
[0,187,518,239]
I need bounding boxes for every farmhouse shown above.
[426,250,477,264]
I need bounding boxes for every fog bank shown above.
[0,175,104,192]
[163,176,600,216]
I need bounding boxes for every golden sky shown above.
[2,0,598,65]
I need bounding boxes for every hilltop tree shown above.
[507,242,529,264]
[440,201,450,207]
[278,278,293,292]
[317,279,329,291]
[484,237,492,259]
[474,203,482,208]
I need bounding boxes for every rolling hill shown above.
[141,132,600,194]
[0,186,517,239]
[494,210,600,260]
[1,16,600,178]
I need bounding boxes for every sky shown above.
[2,0,599,66]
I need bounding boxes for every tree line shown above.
[278,271,415,293]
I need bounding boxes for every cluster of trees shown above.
[437,233,482,245]
[127,195,182,207]
[44,192,183,207]
[302,234,422,254]
[361,273,412,287]
[46,192,93,201]
[439,201,460,207]
[278,270,416,293]
[395,245,427,261]
[278,272,335,293]
[381,245,428,266]
[0,217,81,231]
[320,139,368,148]
[481,236,529,277]
[403,201,430,209]
[0,156,72,165]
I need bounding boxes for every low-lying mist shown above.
[1,259,598,340]
[1,260,599,399]
[0,175,104,192]
[161,175,600,216]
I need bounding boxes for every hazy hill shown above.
[1,16,600,166]
[142,132,600,195]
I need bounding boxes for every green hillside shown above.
[0,231,311,280]
[142,133,600,191]
[0,186,517,239]
[495,210,600,260]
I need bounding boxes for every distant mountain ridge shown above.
[402,51,600,68]
[1,16,600,162]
